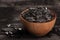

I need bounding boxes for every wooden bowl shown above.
[20,9,56,36]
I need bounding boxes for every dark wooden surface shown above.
[0,5,59,40]
[0,0,56,7]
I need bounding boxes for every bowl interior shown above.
[20,8,56,23]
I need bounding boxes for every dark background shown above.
[0,0,60,40]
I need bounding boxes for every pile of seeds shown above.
[22,7,54,23]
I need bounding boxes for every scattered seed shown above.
[5,32,8,34]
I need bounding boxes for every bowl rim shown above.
[20,8,56,23]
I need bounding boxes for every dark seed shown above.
[22,7,54,23]
[2,28,15,32]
